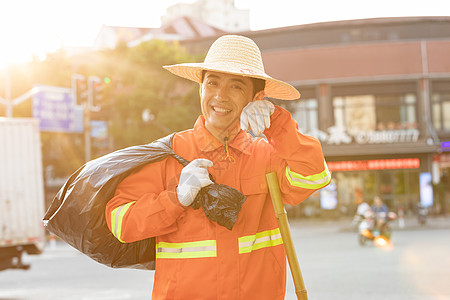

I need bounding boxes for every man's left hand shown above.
[240,100,275,136]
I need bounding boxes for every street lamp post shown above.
[0,66,13,117]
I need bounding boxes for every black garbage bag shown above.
[192,184,246,230]
[43,133,246,270]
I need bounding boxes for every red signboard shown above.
[328,158,420,171]
[434,153,450,162]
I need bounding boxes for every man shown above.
[354,188,372,220]
[106,35,330,300]
[352,187,374,239]
[372,195,388,233]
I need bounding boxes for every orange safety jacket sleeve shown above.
[264,105,331,206]
[105,158,185,243]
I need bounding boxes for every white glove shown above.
[240,100,275,136]
[177,159,214,207]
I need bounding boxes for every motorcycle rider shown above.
[352,187,373,225]
[372,195,388,235]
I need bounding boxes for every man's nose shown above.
[215,86,229,101]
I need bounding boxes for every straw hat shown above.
[163,35,300,100]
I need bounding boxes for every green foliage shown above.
[95,39,202,148]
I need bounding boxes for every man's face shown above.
[200,71,255,135]
[374,196,382,206]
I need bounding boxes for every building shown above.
[180,16,450,216]
[162,0,249,32]
[93,17,225,50]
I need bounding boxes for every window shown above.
[333,93,417,135]
[334,95,376,135]
[432,92,450,131]
[375,94,417,130]
[290,98,318,133]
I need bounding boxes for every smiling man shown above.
[106,35,331,300]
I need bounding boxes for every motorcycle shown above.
[354,211,397,248]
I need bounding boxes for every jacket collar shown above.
[193,116,254,155]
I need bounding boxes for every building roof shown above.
[181,16,450,51]
[94,16,226,50]
[158,16,226,38]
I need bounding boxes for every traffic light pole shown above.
[85,76,102,162]
[83,104,92,162]
[71,74,90,162]
[72,74,104,163]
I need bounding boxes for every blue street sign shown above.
[32,86,83,133]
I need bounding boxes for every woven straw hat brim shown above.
[163,63,301,100]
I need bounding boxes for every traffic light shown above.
[72,74,87,106]
[88,76,111,110]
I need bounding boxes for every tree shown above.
[93,39,203,149]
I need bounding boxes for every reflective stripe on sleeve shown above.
[238,228,283,254]
[285,161,331,190]
[111,201,136,243]
[156,240,217,259]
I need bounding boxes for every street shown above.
[0,217,449,300]
[285,218,450,300]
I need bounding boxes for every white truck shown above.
[0,118,46,270]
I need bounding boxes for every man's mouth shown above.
[212,106,231,114]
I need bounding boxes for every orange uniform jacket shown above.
[106,106,331,300]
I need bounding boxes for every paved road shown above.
[0,216,449,300]
[285,216,450,300]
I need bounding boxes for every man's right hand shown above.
[240,100,275,136]
[177,159,214,207]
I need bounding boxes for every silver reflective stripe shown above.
[157,245,217,254]
[286,161,331,190]
[111,201,135,243]
[239,228,283,254]
[156,240,217,259]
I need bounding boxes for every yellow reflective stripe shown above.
[238,228,283,254]
[156,240,217,259]
[111,201,136,243]
[285,161,331,190]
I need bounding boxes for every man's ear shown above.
[253,90,265,101]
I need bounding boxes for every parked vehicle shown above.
[0,118,46,271]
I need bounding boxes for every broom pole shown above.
[266,172,308,300]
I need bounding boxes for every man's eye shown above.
[232,84,243,90]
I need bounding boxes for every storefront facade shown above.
[282,78,439,215]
